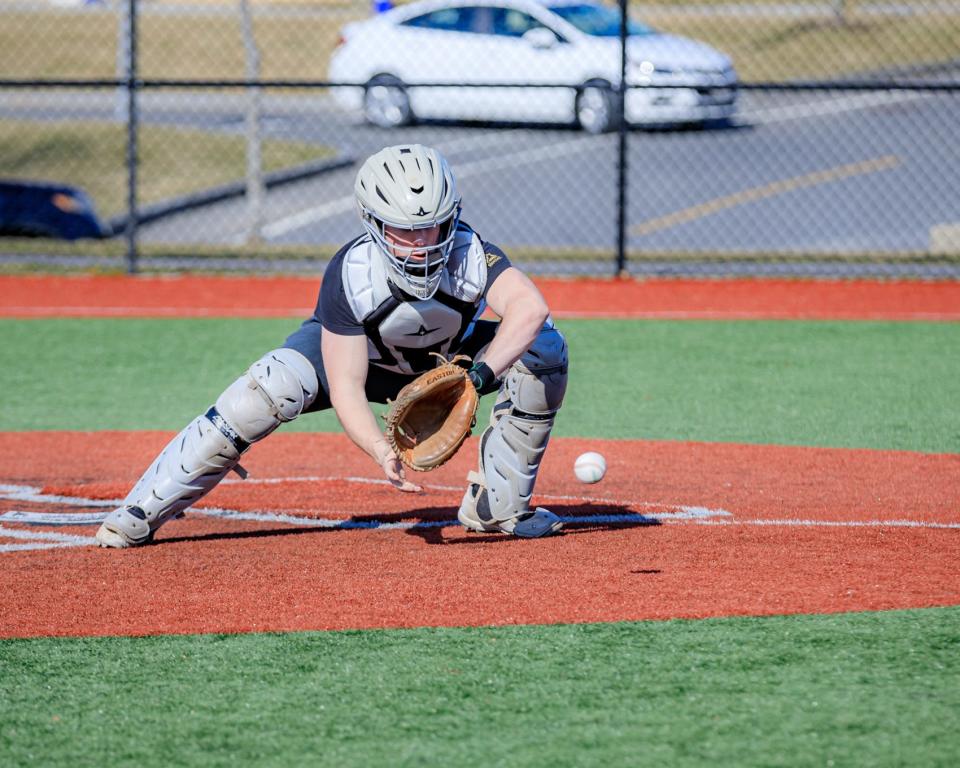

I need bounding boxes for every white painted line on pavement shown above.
[261,135,597,239]
[742,90,927,126]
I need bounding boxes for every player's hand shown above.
[375,440,422,493]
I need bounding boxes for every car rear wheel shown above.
[363,76,413,128]
[575,81,621,134]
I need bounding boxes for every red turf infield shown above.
[2,274,960,320]
[1,275,958,638]
[1,432,957,638]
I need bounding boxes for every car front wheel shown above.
[363,76,413,128]
[575,81,621,134]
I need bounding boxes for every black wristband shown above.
[467,362,497,391]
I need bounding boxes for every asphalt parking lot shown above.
[132,86,960,256]
[3,84,958,261]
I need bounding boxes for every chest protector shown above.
[341,230,489,375]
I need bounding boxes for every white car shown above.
[329,0,738,132]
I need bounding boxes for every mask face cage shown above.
[361,203,461,299]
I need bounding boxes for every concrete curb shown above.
[106,153,356,236]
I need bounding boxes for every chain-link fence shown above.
[1,0,958,276]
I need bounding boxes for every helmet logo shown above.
[415,206,429,216]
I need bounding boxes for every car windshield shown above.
[547,4,653,37]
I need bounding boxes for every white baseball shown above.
[574,452,606,484]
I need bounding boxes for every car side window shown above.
[490,7,545,37]
[402,6,478,33]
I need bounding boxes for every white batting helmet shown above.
[355,144,461,299]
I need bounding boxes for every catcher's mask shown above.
[355,144,461,300]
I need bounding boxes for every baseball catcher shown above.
[96,143,568,548]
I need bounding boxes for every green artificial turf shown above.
[2,608,959,767]
[2,317,958,767]
[1,317,957,452]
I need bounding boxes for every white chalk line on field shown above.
[0,478,725,550]
[218,474,715,512]
[2,478,958,552]
[0,525,96,552]
[0,478,728,545]
[0,477,714,515]
[0,484,118,507]
[692,518,960,529]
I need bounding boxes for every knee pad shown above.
[216,348,319,443]
[461,326,568,524]
[501,325,568,417]
[105,349,319,541]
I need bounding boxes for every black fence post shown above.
[616,0,628,276]
[125,0,139,274]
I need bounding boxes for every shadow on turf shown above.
[155,502,658,546]
[407,503,661,546]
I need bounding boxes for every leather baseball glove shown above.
[384,354,479,471]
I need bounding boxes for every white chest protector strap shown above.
[99,349,318,545]
[459,326,568,526]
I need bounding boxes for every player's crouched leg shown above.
[458,325,568,538]
[96,349,319,548]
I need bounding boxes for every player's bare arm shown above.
[321,328,422,493]
[478,266,550,377]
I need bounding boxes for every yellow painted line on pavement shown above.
[630,155,901,237]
